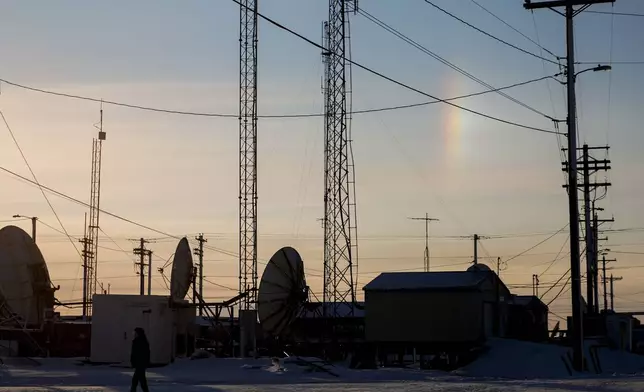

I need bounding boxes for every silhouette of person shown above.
[130,327,150,392]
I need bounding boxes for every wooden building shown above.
[363,265,511,351]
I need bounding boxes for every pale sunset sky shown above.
[1,1,644,321]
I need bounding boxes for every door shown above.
[120,306,151,364]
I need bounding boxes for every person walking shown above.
[130,327,150,392]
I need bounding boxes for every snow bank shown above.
[593,345,644,375]
[458,338,644,379]
[456,338,572,379]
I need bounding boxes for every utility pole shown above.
[30,217,37,243]
[134,238,149,296]
[192,266,198,305]
[408,214,439,271]
[147,250,153,296]
[525,0,615,373]
[602,256,616,311]
[609,275,622,311]
[79,215,91,320]
[563,144,611,315]
[533,274,540,297]
[193,234,207,316]
[473,234,480,265]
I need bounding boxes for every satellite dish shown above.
[0,225,54,326]
[170,237,194,301]
[257,246,308,336]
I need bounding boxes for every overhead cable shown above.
[421,0,560,65]
[468,0,560,59]
[503,224,569,263]
[357,7,556,120]
[230,0,560,135]
[0,165,238,258]
[1,109,85,298]
[585,10,644,17]
[0,75,558,120]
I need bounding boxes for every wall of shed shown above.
[365,290,483,343]
[90,295,193,365]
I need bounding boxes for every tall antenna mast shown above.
[85,103,106,317]
[408,214,439,271]
[239,0,259,310]
[322,0,358,318]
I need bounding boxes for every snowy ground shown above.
[2,339,644,391]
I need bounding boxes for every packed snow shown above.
[2,339,644,391]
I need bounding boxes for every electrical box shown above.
[90,294,193,365]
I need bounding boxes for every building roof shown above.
[512,295,549,310]
[363,271,490,292]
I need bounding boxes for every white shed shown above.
[90,294,194,365]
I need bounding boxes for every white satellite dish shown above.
[170,237,194,302]
[0,225,54,326]
[257,246,307,336]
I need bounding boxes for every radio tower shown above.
[239,0,259,310]
[322,0,359,318]
[84,105,106,317]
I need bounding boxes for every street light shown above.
[12,214,38,243]
[557,64,612,84]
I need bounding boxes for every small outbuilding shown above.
[90,294,195,365]
[507,295,549,342]
[363,265,511,350]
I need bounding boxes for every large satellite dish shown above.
[0,225,54,326]
[257,246,307,336]
[170,237,194,301]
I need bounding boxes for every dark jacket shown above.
[130,334,151,369]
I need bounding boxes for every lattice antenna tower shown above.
[322,0,359,317]
[239,0,259,310]
[86,103,106,316]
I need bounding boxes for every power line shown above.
[231,0,560,135]
[0,165,238,259]
[586,10,644,17]
[547,275,572,306]
[0,75,559,120]
[540,235,570,277]
[357,7,556,120]
[202,277,236,292]
[504,224,569,263]
[468,0,560,59]
[1,109,85,300]
[577,61,644,65]
[541,268,571,299]
[0,165,330,278]
[421,0,560,65]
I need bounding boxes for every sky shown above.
[1,0,644,322]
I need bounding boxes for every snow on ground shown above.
[458,338,644,379]
[3,340,644,391]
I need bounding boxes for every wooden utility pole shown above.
[533,274,540,297]
[147,250,153,296]
[525,0,615,372]
[609,275,622,311]
[408,214,439,271]
[193,234,207,316]
[473,234,480,265]
[564,144,611,314]
[79,213,91,319]
[602,256,616,311]
[134,238,150,296]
